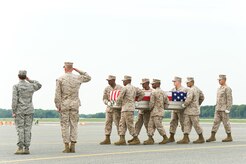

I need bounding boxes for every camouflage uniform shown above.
[148,87,169,137]
[135,88,152,136]
[12,76,42,149]
[117,84,144,137]
[183,86,205,135]
[169,86,186,134]
[55,70,91,144]
[103,84,122,135]
[211,85,233,133]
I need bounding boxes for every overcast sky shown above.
[0,0,245,114]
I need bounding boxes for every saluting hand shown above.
[26,77,30,82]
[73,68,79,72]
[57,108,61,113]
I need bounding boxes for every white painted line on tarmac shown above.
[1,144,246,163]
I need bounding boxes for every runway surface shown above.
[0,122,246,164]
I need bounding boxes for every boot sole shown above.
[114,143,126,145]
[128,142,140,145]
[176,142,189,144]
[222,140,233,142]
[193,142,205,144]
[143,142,154,145]
[100,143,111,145]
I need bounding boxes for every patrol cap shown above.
[64,62,73,69]
[140,78,150,84]
[172,76,182,82]
[106,75,116,81]
[218,74,226,80]
[122,75,132,81]
[151,79,161,84]
[18,70,27,76]
[186,77,194,83]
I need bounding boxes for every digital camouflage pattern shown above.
[103,84,122,135]
[116,84,144,112]
[12,79,42,148]
[148,87,169,137]
[212,85,233,133]
[135,88,152,135]
[183,86,204,115]
[149,87,169,117]
[183,85,204,135]
[117,84,144,136]
[215,85,233,112]
[55,70,91,143]
[12,80,42,114]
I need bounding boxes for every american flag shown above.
[139,90,151,101]
[166,91,187,102]
[110,90,151,101]
[109,90,120,101]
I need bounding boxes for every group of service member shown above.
[10,61,233,155]
[100,74,233,146]
[12,62,91,154]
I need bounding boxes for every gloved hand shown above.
[107,101,113,107]
[103,100,108,105]
[225,110,230,114]
[181,104,186,108]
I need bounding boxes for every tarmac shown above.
[0,122,246,164]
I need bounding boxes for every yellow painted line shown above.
[1,144,246,163]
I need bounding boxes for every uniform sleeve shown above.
[184,89,193,107]
[198,89,205,105]
[163,94,170,109]
[78,70,91,83]
[149,92,155,110]
[12,85,18,114]
[102,88,108,105]
[116,87,126,105]
[54,79,62,109]
[226,87,233,111]
[29,80,42,91]
[136,87,145,101]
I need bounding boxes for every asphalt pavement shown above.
[0,122,246,164]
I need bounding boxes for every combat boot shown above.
[206,131,216,142]
[159,135,169,144]
[100,135,111,145]
[127,137,134,143]
[23,147,30,154]
[177,134,189,144]
[168,133,175,142]
[114,135,126,145]
[193,133,205,144]
[128,136,140,145]
[222,133,233,142]
[62,143,70,153]
[70,142,76,153]
[143,136,154,145]
[14,147,23,155]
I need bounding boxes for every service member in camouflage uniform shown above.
[177,77,205,144]
[100,75,122,144]
[55,62,91,153]
[128,78,152,144]
[114,75,145,145]
[206,74,233,142]
[168,76,187,142]
[12,70,42,154]
[143,79,169,145]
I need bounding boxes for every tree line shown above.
[1,105,246,118]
